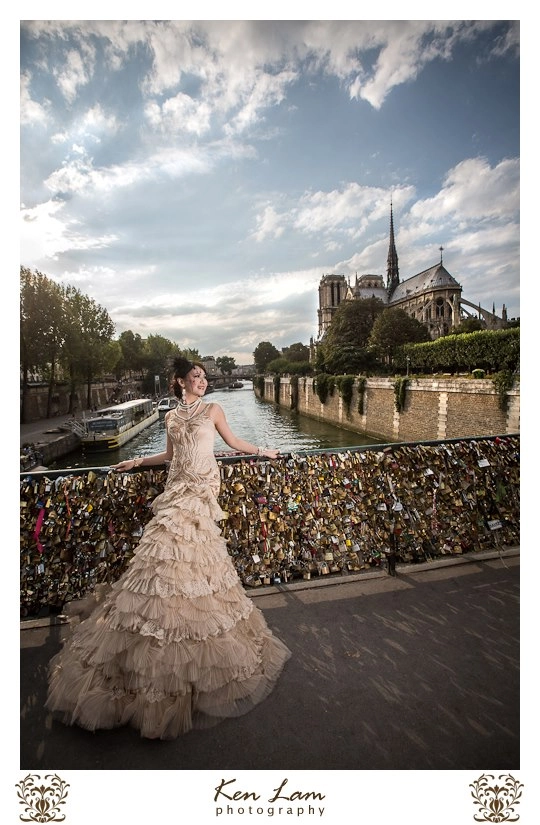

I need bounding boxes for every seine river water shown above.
[50,382,383,470]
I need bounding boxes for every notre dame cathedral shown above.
[317,205,507,341]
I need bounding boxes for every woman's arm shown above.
[208,403,279,459]
[111,413,174,471]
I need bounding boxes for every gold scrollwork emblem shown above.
[15,774,70,823]
[469,773,524,822]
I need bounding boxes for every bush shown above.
[314,373,335,404]
[492,370,515,411]
[273,375,281,404]
[393,377,409,412]
[335,375,355,411]
[357,376,367,414]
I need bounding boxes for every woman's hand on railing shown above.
[110,458,144,472]
[258,448,280,459]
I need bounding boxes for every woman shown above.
[45,357,291,739]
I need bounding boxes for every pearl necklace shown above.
[175,397,203,420]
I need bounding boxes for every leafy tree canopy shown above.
[320,297,385,373]
[282,342,310,362]
[449,317,484,335]
[324,297,385,350]
[216,355,236,375]
[369,308,430,361]
[253,341,280,372]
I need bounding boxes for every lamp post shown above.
[406,356,411,377]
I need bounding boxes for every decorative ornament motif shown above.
[469,774,524,823]
[175,397,203,420]
[15,774,70,823]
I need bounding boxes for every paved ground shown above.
[20,548,520,771]
[20,412,88,447]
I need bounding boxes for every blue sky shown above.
[19,15,520,364]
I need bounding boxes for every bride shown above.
[45,357,291,739]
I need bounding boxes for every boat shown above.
[226,381,244,389]
[80,398,159,450]
[157,396,179,416]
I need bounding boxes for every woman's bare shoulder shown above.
[205,401,223,414]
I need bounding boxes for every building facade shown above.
[317,206,507,341]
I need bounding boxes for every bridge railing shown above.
[20,434,519,618]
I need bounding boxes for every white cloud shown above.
[53,44,96,104]
[251,205,286,242]
[252,183,416,244]
[408,157,520,224]
[20,200,118,262]
[145,94,212,137]
[20,72,50,126]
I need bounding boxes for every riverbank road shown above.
[20,547,520,770]
[20,412,94,449]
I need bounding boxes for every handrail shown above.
[20,432,520,618]
[19,433,520,480]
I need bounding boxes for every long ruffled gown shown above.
[45,403,291,739]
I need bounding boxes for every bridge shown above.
[207,373,254,387]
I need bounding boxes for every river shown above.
[49,382,383,470]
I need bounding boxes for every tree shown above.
[369,308,430,364]
[62,287,116,408]
[20,267,67,421]
[282,342,310,362]
[450,317,484,334]
[253,341,280,372]
[142,335,182,395]
[182,348,202,362]
[216,356,236,376]
[323,345,377,376]
[320,297,385,373]
[117,330,145,378]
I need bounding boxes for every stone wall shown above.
[20,381,141,422]
[261,376,520,441]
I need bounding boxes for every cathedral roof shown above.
[355,286,389,303]
[390,262,461,301]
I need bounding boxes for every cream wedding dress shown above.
[45,403,291,739]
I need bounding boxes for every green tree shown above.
[282,342,310,362]
[20,267,66,422]
[266,357,290,374]
[62,288,115,408]
[142,335,182,395]
[321,297,385,373]
[181,348,202,362]
[450,317,484,334]
[369,308,430,365]
[216,356,236,376]
[117,330,145,378]
[253,341,280,372]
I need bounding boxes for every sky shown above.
[19,15,520,364]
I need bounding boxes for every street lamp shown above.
[406,356,411,377]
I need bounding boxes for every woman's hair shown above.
[170,357,207,398]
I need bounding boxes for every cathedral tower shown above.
[317,273,347,338]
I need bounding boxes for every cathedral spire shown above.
[387,200,399,295]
